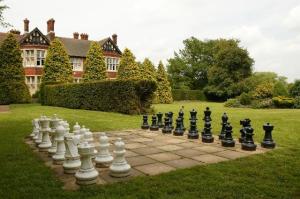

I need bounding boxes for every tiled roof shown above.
[0,32,23,43]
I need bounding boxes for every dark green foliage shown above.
[117,48,141,80]
[172,89,206,101]
[43,38,72,83]
[0,33,30,104]
[294,96,300,109]
[43,80,156,114]
[289,80,300,97]
[83,42,107,81]
[273,81,289,97]
[272,96,295,108]
[238,92,252,105]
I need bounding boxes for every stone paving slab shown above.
[25,128,273,190]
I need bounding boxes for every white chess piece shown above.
[109,138,131,177]
[48,114,61,156]
[63,121,70,134]
[38,116,52,152]
[84,128,94,143]
[52,122,66,164]
[34,116,44,146]
[80,125,87,136]
[63,133,81,174]
[31,119,40,140]
[75,142,99,185]
[95,132,113,168]
[73,122,81,135]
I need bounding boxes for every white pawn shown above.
[35,116,44,146]
[38,116,52,152]
[109,138,131,177]
[31,119,39,140]
[48,114,61,156]
[95,132,113,168]
[63,121,70,134]
[73,122,81,135]
[52,122,66,164]
[84,128,94,143]
[75,142,99,185]
[63,134,81,174]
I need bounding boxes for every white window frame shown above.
[73,77,82,83]
[70,57,83,71]
[106,57,119,72]
[36,50,45,66]
[22,49,46,67]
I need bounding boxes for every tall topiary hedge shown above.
[83,41,107,81]
[117,48,141,80]
[156,61,173,103]
[43,80,157,114]
[0,33,30,104]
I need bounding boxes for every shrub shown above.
[252,98,273,109]
[43,80,157,114]
[294,96,300,109]
[0,82,31,104]
[253,82,274,99]
[238,92,252,105]
[224,98,242,108]
[273,82,289,97]
[289,80,300,97]
[172,89,206,101]
[272,96,295,108]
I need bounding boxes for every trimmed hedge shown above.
[272,96,294,108]
[43,80,156,114]
[0,82,31,105]
[172,89,206,101]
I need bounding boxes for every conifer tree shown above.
[83,41,107,81]
[0,33,30,104]
[117,48,140,80]
[43,38,72,83]
[156,61,173,103]
[141,58,156,82]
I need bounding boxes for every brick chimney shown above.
[80,33,88,40]
[73,32,79,39]
[112,34,117,45]
[47,18,55,41]
[23,18,29,33]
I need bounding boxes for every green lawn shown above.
[0,102,300,199]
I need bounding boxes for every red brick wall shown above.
[24,67,43,76]
[107,71,117,79]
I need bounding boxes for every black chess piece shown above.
[218,113,228,140]
[162,117,172,134]
[168,112,174,129]
[190,109,197,121]
[239,119,251,143]
[188,119,199,139]
[241,126,257,151]
[202,120,214,143]
[203,107,212,122]
[141,115,149,129]
[221,123,235,147]
[173,118,184,136]
[156,112,164,128]
[178,109,186,131]
[150,115,159,131]
[261,123,276,149]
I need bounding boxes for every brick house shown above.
[0,18,122,95]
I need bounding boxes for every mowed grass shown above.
[0,101,300,199]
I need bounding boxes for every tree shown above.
[156,61,173,103]
[0,33,30,104]
[83,42,107,81]
[167,37,214,89]
[204,39,254,100]
[0,0,10,27]
[140,58,156,82]
[290,80,300,97]
[43,38,73,83]
[117,48,140,80]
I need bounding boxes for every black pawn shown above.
[168,112,174,129]
[150,115,159,131]
[241,126,257,151]
[162,117,172,134]
[141,115,149,129]
[190,109,197,121]
[203,107,212,122]
[188,119,199,139]
[261,123,276,149]
[178,109,186,131]
[239,119,251,143]
[156,112,164,128]
[219,113,228,140]
[221,123,235,147]
[202,120,214,143]
[173,118,184,136]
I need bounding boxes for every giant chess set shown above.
[25,107,276,189]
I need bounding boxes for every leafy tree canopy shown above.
[290,80,300,97]
[141,58,156,82]
[83,41,107,81]
[156,61,173,103]
[117,48,141,80]
[0,0,10,27]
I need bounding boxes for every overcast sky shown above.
[1,0,300,82]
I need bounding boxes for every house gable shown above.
[101,38,122,55]
[20,28,50,46]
